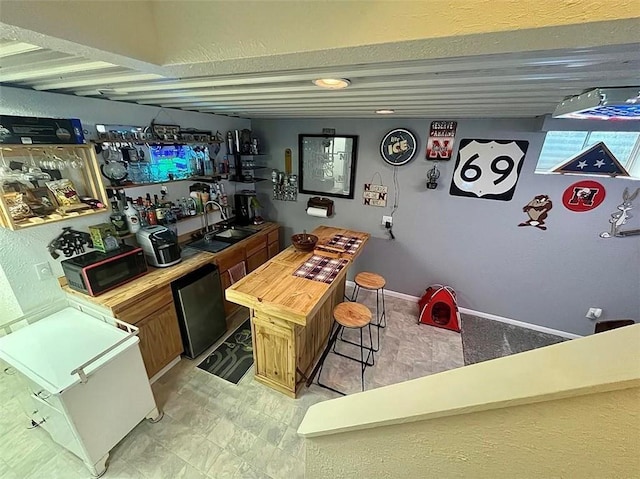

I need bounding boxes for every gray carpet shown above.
[460,314,568,366]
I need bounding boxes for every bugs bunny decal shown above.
[600,188,640,238]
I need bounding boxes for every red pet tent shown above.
[418,284,461,332]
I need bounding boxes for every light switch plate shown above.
[382,215,393,226]
[34,262,52,281]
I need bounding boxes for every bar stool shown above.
[347,272,387,351]
[315,302,374,395]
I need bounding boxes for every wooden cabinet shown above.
[267,228,280,259]
[219,269,237,317]
[244,234,267,258]
[135,302,183,378]
[268,241,279,259]
[116,286,183,378]
[252,314,296,395]
[247,247,268,272]
[215,246,245,273]
[215,226,278,315]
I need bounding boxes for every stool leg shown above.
[368,323,375,366]
[352,285,360,302]
[340,284,357,341]
[313,324,347,396]
[360,327,365,392]
[380,287,387,328]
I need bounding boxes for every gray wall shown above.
[253,118,640,336]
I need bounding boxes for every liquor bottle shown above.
[155,194,166,224]
[146,199,158,225]
[123,197,141,234]
[109,196,129,237]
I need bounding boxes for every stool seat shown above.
[334,302,372,328]
[355,272,386,290]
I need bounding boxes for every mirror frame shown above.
[298,134,359,199]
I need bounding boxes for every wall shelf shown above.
[6,207,108,230]
[229,165,268,170]
[0,144,109,231]
[105,175,222,190]
[228,178,269,183]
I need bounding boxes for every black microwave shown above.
[61,245,148,296]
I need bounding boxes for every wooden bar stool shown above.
[347,272,387,351]
[314,302,374,395]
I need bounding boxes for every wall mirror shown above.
[298,134,358,199]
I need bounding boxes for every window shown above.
[536,130,640,179]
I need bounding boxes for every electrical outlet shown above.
[34,262,52,281]
[382,215,393,226]
[585,307,602,320]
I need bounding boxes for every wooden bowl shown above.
[291,233,318,252]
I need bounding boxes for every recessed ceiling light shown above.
[375,109,395,114]
[312,78,350,89]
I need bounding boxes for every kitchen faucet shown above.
[203,200,228,234]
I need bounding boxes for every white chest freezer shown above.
[0,301,162,477]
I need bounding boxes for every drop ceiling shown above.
[1,39,639,119]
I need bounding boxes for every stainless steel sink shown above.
[186,238,232,254]
[211,227,256,243]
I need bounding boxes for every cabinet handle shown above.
[35,390,51,400]
[27,414,46,429]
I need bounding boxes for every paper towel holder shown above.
[307,197,334,217]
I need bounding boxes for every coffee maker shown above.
[234,191,258,226]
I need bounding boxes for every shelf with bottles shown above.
[228,165,268,170]
[113,193,228,236]
[0,144,109,230]
[100,143,222,188]
[110,175,222,190]
[228,177,269,183]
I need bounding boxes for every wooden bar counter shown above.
[226,226,369,397]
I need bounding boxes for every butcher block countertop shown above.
[226,226,370,326]
[61,222,278,315]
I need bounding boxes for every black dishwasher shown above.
[171,264,227,358]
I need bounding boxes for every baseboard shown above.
[346,281,581,339]
[457,308,582,339]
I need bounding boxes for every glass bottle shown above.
[109,197,129,237]
[146,199,158,225]
[123,197,141,234]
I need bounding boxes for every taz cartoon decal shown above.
[518,195,553,230]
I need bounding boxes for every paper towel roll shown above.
[307,206,328,217]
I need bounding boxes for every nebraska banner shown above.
[426,121,457,160]
[363,183,388,207]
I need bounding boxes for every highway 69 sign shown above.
[449,139,529,201]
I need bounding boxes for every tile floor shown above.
[0,289,464,479]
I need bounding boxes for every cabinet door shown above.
[216,247,246,273]
[220,269,239,317]
[253,315,295,393]
[137,302,183,378]
[245,233,267,258]
[247,247,268,272]
[268,241,279,259]
[267,229,279,246]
